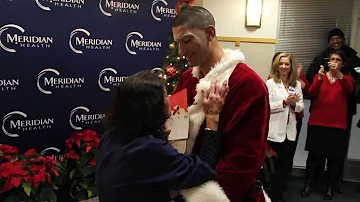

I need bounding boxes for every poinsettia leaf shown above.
[24,199,36,202]
[69,169,76,179]
[4,196,21,202]
[87,184,98,198]
[83,177,94,184]
[61,160,68,168]
[80,152,92,167]
[79,181,89,189]
[81,165,96,177]
[40,188,57,202]
[266,150,271,157]
[91,148,98,156]
[53,176,63,187]
[80,143,88,149]
[52,184,59,190]
[22,182,32,196]
[71,169,84,179]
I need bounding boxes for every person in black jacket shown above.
[96,70,229,202]
[304,28,360,196]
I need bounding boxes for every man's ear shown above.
[204,25,216,41]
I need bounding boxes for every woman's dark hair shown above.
[328,49,348,73]
[105,70,168,141]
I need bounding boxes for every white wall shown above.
[203,0,280,80]
[203,0,279,38]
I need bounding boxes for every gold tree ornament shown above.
[169,43,175,49]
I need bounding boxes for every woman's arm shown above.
[198,116,223,169]
[308,74,323,97]
[266,80,285,113]
[294,81,304,113]
[299,71,311,96]
[148,136,218,190]
[154,80,227,190]
[338,74,354,95]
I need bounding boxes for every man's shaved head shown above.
[172,6,215,30]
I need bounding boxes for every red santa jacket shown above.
[173,49,270,202]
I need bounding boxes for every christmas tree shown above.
[153,0,195,94]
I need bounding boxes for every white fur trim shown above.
[180,181,230,202]
[185,49,245,155]
[263,189,272,202]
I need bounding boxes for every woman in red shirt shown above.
[302,50,354,200]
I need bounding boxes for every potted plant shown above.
[62,129,100,201]
[0,144,62,202]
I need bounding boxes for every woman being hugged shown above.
[96,70,230,202]
[266,52,304,202]
[302,50,354,200]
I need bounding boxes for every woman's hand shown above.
[318,66,326,80]
[328,62,339,71]
[297,63,302,76]
[328,62,344,79]
[285,93,300,107]
[201,80,229,131]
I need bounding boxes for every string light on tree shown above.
[160,0,195,94]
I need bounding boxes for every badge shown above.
[288,87,295,95]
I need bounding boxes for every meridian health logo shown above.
[98,68,127,91]
[40,147,64,161]
[40,147,60,155]
[2,111,54,138]
[99,0,140,17]
[69,106,105,130]
[125,31,162,55]
[35,0,85,11]
[69,28,113,54]
[0,78,19,92]
[151,0,176,21]
[37,68,85,94]
[0,24,53,53]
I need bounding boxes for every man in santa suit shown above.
[172,6,270,202]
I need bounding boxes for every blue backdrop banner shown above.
[0,0,177,156]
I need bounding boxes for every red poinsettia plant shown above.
[62,129,100,200]
[0,144,62,202]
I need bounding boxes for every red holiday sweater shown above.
[308,73,354,130]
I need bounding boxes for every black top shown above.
[96,129,223,202]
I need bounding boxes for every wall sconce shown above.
[245,0,263,28]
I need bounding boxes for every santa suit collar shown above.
[185,49,245,155]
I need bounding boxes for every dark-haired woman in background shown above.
[96,71,229,202]
[302,50,354,200]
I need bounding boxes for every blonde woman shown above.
[265,53,304,202]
